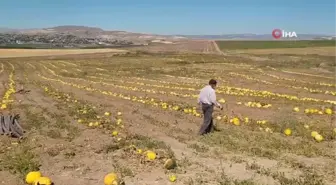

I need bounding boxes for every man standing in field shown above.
[198,79,223,135]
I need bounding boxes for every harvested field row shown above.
[130,40,213,54]
[33,62,335,140]
[0,48,127,58]
[34,61,333,118]
[0,51,335,185]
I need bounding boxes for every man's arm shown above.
[197,94,202,112]
[209,91,222,109]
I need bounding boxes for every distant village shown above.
[0,33,135,48]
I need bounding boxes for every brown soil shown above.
[0,50,335,185]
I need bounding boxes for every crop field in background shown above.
[216,40,336,50]
[0,48,127,58]
[0,46,335,185]
[235,47,336,56]
[129,40,218,54]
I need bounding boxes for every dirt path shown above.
[211,40,225,55]
[211,40,271,61]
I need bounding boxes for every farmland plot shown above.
[130,40,216,54]
[0,48,127,58]
[0,52,335,185]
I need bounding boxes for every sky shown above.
[0,0,335,35]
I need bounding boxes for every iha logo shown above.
[272,29,297,39]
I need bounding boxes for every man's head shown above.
[209,79,217,89]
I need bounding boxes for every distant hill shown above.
[0,25,334,49]
[49,25,104,32]
[0,27,19,33]
[0,25,188,48]
[0,25,185,41]
[314,36,336,40]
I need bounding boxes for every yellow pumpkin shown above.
[33,177,52,185]
[25,171,42,184]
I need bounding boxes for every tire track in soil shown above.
[211,40,226,56]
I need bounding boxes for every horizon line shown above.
[0,25,334,36]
